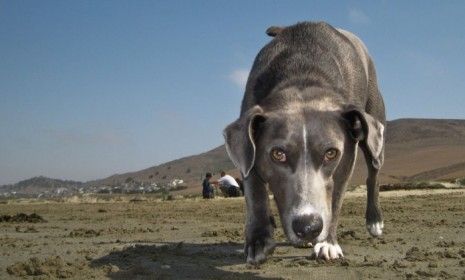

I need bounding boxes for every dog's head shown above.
[224,91,384,245]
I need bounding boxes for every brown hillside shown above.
[86,145,235,188]
[351,119,465,185]
[88,119,465,193]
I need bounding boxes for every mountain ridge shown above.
[2,118,465,195]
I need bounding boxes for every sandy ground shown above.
[1,189,464,279]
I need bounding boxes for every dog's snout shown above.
[292,214,323,241]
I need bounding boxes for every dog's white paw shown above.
[367,221,384,237]
[313,241,343,260]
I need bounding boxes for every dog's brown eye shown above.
[271,148,287,162]
[324,149,338,162]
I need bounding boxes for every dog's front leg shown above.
[365,166,384,236]
[313,183,345,260]
[243,170,276,265]
[363,148,384,237]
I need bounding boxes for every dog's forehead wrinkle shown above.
[262,112,305,139]
[263,85,345,112]
[303,114,346,150]
[281,100,342,114]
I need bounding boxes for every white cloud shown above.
[228,69,249,89]
[348,8,370,24]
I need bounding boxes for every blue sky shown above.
[1,1,465,184]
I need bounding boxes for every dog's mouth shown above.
[285,228,319,247]
[291,237,316,247]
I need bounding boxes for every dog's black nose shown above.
[292,214,323,241]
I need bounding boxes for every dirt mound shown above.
[106,227,154,234]
[0,213,46,223]
[68,228,102,238]
[379,181,450,191]
[15,225,38,233]
[201,228,242,241]
[6,256,83,278]
[68,227,155,237]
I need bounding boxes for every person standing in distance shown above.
[202,172,215,199]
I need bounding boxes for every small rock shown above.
[109,264,119,273]
[392,260,408,269]
[416,270,436,277]
[459,249,465,258]
[444,250,459,259]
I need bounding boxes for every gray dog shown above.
[224,22,385,264]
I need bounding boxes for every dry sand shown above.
[1,189,464,279]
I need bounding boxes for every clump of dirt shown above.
[339,230,358,240]
[413,269,453,279]
[66,226,155,237]
[0,213,46,223]
[404,246,455,262]
[201,230,218,237]
[443,250,459,259]
[392,259,409,269]
[436,240,455,247]
[458,249,465,258]
[404,247,429,262]
[15,226,38,233]
[106,227,154,234]
[201,228,242,240]
[222,229,242,241]
[69,228,102,238]
[6,256,80,278]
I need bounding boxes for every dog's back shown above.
[241,22,385,124]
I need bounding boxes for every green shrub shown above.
[456,178,465,186]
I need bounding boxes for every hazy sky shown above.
[1,1,465,185]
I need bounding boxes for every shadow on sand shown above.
[90,241,283,279]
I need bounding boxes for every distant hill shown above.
[87,118,465,192]
[352,118,465,185]
[0,176,84,197]
[85,145,235,188]
[3,119,465,196]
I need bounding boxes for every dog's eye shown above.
[324,148,338,162]
[271,148,287,162]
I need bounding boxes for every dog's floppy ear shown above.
[343,106,385,169]
[223,105,265,178]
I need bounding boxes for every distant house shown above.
[169,179,184,187]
